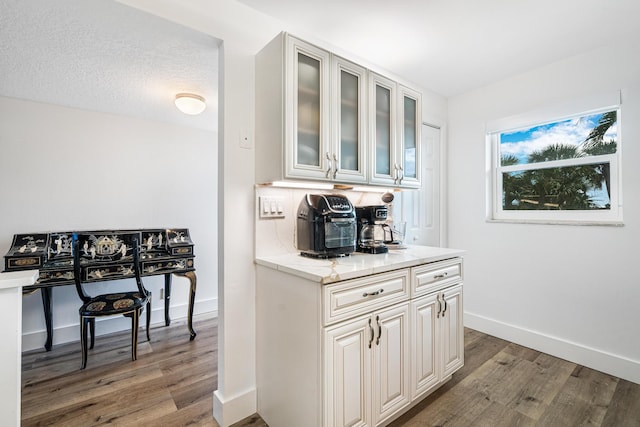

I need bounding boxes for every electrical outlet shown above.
[259,196,285,219]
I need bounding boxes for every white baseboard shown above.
[465,311,640,385]
[22,297,217,352]
[213,387,257,427]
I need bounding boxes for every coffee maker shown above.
[297,194,356,258]
[355,205,392,254]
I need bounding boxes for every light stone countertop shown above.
[255,245,464,284]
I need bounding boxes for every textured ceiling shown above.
[0,0,219,131]
[238,0,640,97]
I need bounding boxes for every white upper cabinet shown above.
[286,37,331,179]
[332,56,368,183]
[256,32,421,188]
[369,72,398,186]
[369,77,422,188]
[398,85,422,188]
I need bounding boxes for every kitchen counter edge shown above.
[255,245,465,284]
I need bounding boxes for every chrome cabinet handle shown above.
[362,289,384,298]
[376,315,381,346]
[368,318,374,349]
[436,294,442,318]
[434,272,448,279]
[332,153,339,179]
[442,296,448,317]
[325,152,332,178]
[393,163,399,184]
[397,164,404,184]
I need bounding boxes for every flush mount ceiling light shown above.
[174,93,206,115]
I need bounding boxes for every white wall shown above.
[115,1,283,425]
[0,96,218,350]
[448,41,640,384]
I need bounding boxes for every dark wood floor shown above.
[22,317,640,426]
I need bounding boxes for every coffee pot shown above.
[355,205,393,254]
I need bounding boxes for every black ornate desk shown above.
[3,228,196,351]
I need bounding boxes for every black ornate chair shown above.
[72,232,151,369]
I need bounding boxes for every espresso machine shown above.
[355,205,392,254]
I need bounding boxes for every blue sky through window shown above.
[499,112,617,164]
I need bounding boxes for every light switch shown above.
[258,196,286,219]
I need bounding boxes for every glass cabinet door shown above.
[296,52,321,167]
[286,36,330,179]
[333,56,367,182]
[376,85,392,176]
[340,70,358,170]
[403,96,416,178]
[398,86,422,187]
[369,73,397,185]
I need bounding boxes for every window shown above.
[488,107,622,224]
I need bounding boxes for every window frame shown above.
[487,105,623,225]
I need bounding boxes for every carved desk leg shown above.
[41,287,53,351]
[173,271,197,340]
[164,273,172,326]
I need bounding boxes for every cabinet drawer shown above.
[411,258,462,297]
[323,269,410,326]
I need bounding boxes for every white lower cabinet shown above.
[411,284,464,400]
[256,256,464,427]
[441,285,464,378]
[325,302,410,427]
[324,314,372,427]
[411,293,439,398]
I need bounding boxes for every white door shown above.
[369,72,398,186]
[324,316,372,427]
[411,293,440,400]
[441,285,464,378]
[286,36,331,180]
[402,123,441,246]
[372,303,411,426]
[333,56,368,183]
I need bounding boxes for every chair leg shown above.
[131,309,140,362]
[146,299,151,342]
[80,316,89,370]
[89,318,96,349]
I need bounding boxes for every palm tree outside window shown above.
[489,108,622,224]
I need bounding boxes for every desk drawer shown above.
[411,258,462,297]
[83,263,136,281]
[142,257,194,275]
[323,269,410,326]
